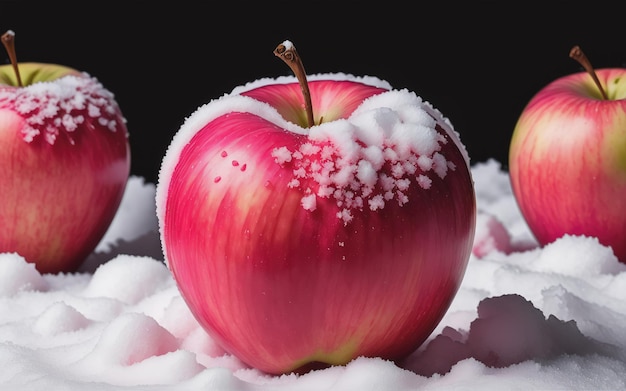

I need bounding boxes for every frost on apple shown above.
[271,89,457,224]
[156,74,469,232]
[0,74,122,145]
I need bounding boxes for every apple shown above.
[156,40,476,375]
[0,30,130,273]
[509,45,626,263]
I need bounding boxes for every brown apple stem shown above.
[274,41,315,128]
[569,45,608,100]
[1,30,23,87]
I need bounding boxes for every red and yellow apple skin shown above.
[0,62,130,273]
[157,74,476,374]
[509,68,626,263]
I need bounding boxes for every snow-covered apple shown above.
[0,30,130,273]
[157,40,476,374]
[509,45,626,263]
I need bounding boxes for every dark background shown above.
[2,1,624,184]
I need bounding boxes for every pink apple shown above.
[157,43,476,375]
[509,46,626,263]
[0,30,130,273]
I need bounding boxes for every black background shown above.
[2,1,624,184]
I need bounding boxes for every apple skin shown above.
[157,74,476,374]
[0,62,130,273]
[509,68,626,263]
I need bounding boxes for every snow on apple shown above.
[267,91,459,224]
[157,41,476,375]
[0,71,122,143]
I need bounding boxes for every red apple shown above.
[509,46,626,263]
[0,30,130,273]
[157,41,476,374]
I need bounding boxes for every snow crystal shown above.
[271,146,292,164]
[300,193,317,211]
[281,40,294,50]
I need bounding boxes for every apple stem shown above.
[274,41,315,128]
[569,45,608,100]
[1,30,23,87]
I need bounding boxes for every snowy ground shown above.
[1,159,625,390]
